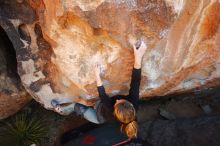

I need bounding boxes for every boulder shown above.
[0,0,219,110]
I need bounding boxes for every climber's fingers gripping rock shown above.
[132,40,147,69]
[93,63,101,77]
[133,40,147,60]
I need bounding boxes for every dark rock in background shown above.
[140,116,220,146]
[0,26,31,119]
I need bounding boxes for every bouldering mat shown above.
[62,122,128,146]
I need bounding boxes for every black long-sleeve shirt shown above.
[96,68,141,122]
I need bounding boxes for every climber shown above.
[51,39,147,139]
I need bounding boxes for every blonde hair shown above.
[114,100,138,139]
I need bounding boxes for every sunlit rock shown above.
[0,0,219,111]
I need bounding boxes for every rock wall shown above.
[0,26,31,119]
[0,0,219,110]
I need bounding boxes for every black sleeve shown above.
[97,85,110,101]
[128,68,141,109]
[97,86,114,122]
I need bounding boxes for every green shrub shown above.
[0,112,49,146]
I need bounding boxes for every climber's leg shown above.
[73,103,100,124]
[51,99,101,124]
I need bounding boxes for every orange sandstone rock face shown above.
[0,0,219,110]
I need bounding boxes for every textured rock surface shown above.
[0,26,31,119]
[0,0,219,109]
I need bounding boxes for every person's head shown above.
[114,99,138,139]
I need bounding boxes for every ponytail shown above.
[121,120,138,139]
[114,100,138,139]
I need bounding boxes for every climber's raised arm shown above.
[94,63,109,100]
[94,63,103,87]
[128,41,147,109]
[133,41,147,69]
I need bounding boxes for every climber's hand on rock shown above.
[94,63,101,77]
[93,63,103,86]
[133,41,147,69]
[133,41,147,59]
